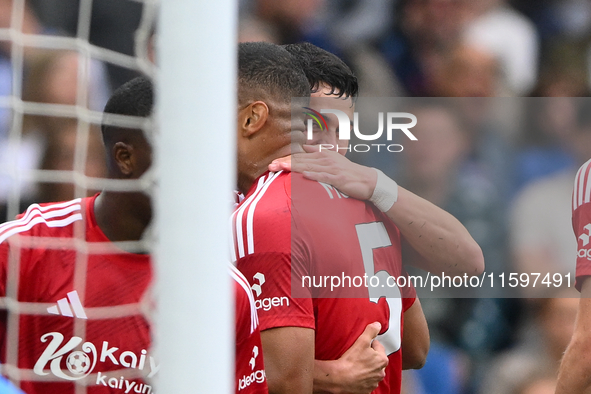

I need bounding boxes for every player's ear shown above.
[112,142,135,177]
[239,101,269,137]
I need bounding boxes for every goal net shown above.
[0,0,234,392]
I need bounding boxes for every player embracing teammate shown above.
[0,40,484,394]
[232,41,484,394]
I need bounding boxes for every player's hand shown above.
[269,145,378,201]
[269,154,291,172]
[333,322,388,393]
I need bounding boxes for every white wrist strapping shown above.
[369,168,398,212]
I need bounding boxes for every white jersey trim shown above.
[246,171,283,255]
[229,264,259,334]
[574,159,591,210]
[232,175,267,261]
[0,199,81,233]
[0,199,83,245]
[232,171,283,259]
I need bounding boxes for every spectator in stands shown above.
[238,16,279,44]
[515,376,557,394]
[463,0,539,96]
[29,0,144,88]
[511,98,591,287]
[530,42,591,98]
[429,47,516,199]
[514,97,578,192]
[239,2,402,99]
[397,102,514,392]
[513,44,590,192]
[35,120,106,204]
[431,44,499,97]
[378,0,474,96]
[406,342,469,394]
[0,0,44,142]
[0,49,108,222]
[246,0,333,50]
[324,0,393,48]
[478,293,578,394]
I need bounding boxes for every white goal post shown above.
[156,1,236,393]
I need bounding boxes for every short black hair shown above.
[238,42,310,105]
[101,76,154,142]
[283,42,358,99]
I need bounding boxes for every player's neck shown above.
[94,192,152,244]
[238,145,296,194]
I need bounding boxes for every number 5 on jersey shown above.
[356,222,403,355]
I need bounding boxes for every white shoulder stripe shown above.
[246,171,283,255]
[232,172,283,259]
[232,176,268,260]
[578,163,586,208]
[574,164,582,209]
[0,212,82,244]
[0,203,83,244]
[585,171,591,207]
[574,159,591,210]
[229,264,250,288]
[229,264,259,334]
[229,218,237,263]
[0,199,81,234]
[0,203,81,234]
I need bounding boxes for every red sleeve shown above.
[234,280,268,394]
[0,240,6,362]
[0,241,7,297]
[402,296,416,312]
[574,202,591,291]
[237,252,314,332]
[573,160,591,291]
[234,174,314,332]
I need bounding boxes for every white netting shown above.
[0,0,157,217]
[0,0,159,391]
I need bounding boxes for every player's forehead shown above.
[309,82,355,119]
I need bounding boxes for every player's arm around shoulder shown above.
[556,278,591,394]
[269,147,484,276]
[260,326,315,394]
[394,186,484,276]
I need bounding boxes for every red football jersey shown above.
[573,159,591,290]
[232,264,268,394]
[233,171,416,394]
[0,196,154,393]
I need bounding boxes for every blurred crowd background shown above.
[1,0,591,393]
